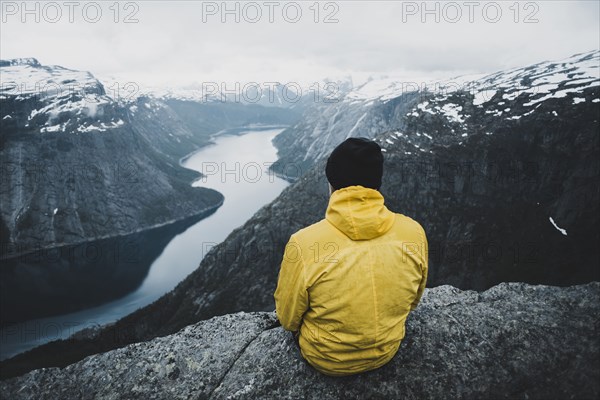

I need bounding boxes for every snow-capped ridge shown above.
[0,58,120,134]
[1,58,104,99]
[0,58,41,67]
[339,50,599,106]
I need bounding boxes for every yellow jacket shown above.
[274,185,428,376]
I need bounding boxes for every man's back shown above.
[275,185,428,376]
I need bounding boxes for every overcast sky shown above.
[1,1,599,87]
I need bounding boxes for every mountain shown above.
[0,59,299,324]
[98,75,354,112]
[271,50,600,179]
[0,58,222,253]
[1,282,598,399]
[1,51,598,378]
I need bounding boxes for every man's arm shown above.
[274,235,309,331]
[410,226,429,310]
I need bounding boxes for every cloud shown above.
[1,1,598,87]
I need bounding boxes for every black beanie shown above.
[325,137,383,191]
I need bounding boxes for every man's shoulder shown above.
[391,212,427,239]
[290,219,332,243]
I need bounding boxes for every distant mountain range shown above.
[97,73,354,111]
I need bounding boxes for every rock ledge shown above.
[1,282,598,399]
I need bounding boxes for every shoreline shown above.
[1,196,225,262]
[178,124,289,166]
[1,128,241,262]
[0,196,224,265]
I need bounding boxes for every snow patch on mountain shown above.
[473,90,497,106]
[470,51,599,108]
[346,78,414,103]
[549,217,568,236]
[440,103,466,123]
[0,58,120,134]
[1,59,100,98]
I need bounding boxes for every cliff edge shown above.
[1,282,598,399]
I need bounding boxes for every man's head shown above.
[325,137,384,192]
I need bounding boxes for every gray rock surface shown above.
[2,282,598,399]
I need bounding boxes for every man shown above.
[274,137,428,376]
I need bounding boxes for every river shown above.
[0,127,289,360]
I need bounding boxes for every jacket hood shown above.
[325,185,395,240]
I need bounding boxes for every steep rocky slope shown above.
[1,282,598,399]
[270,83,416,179]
